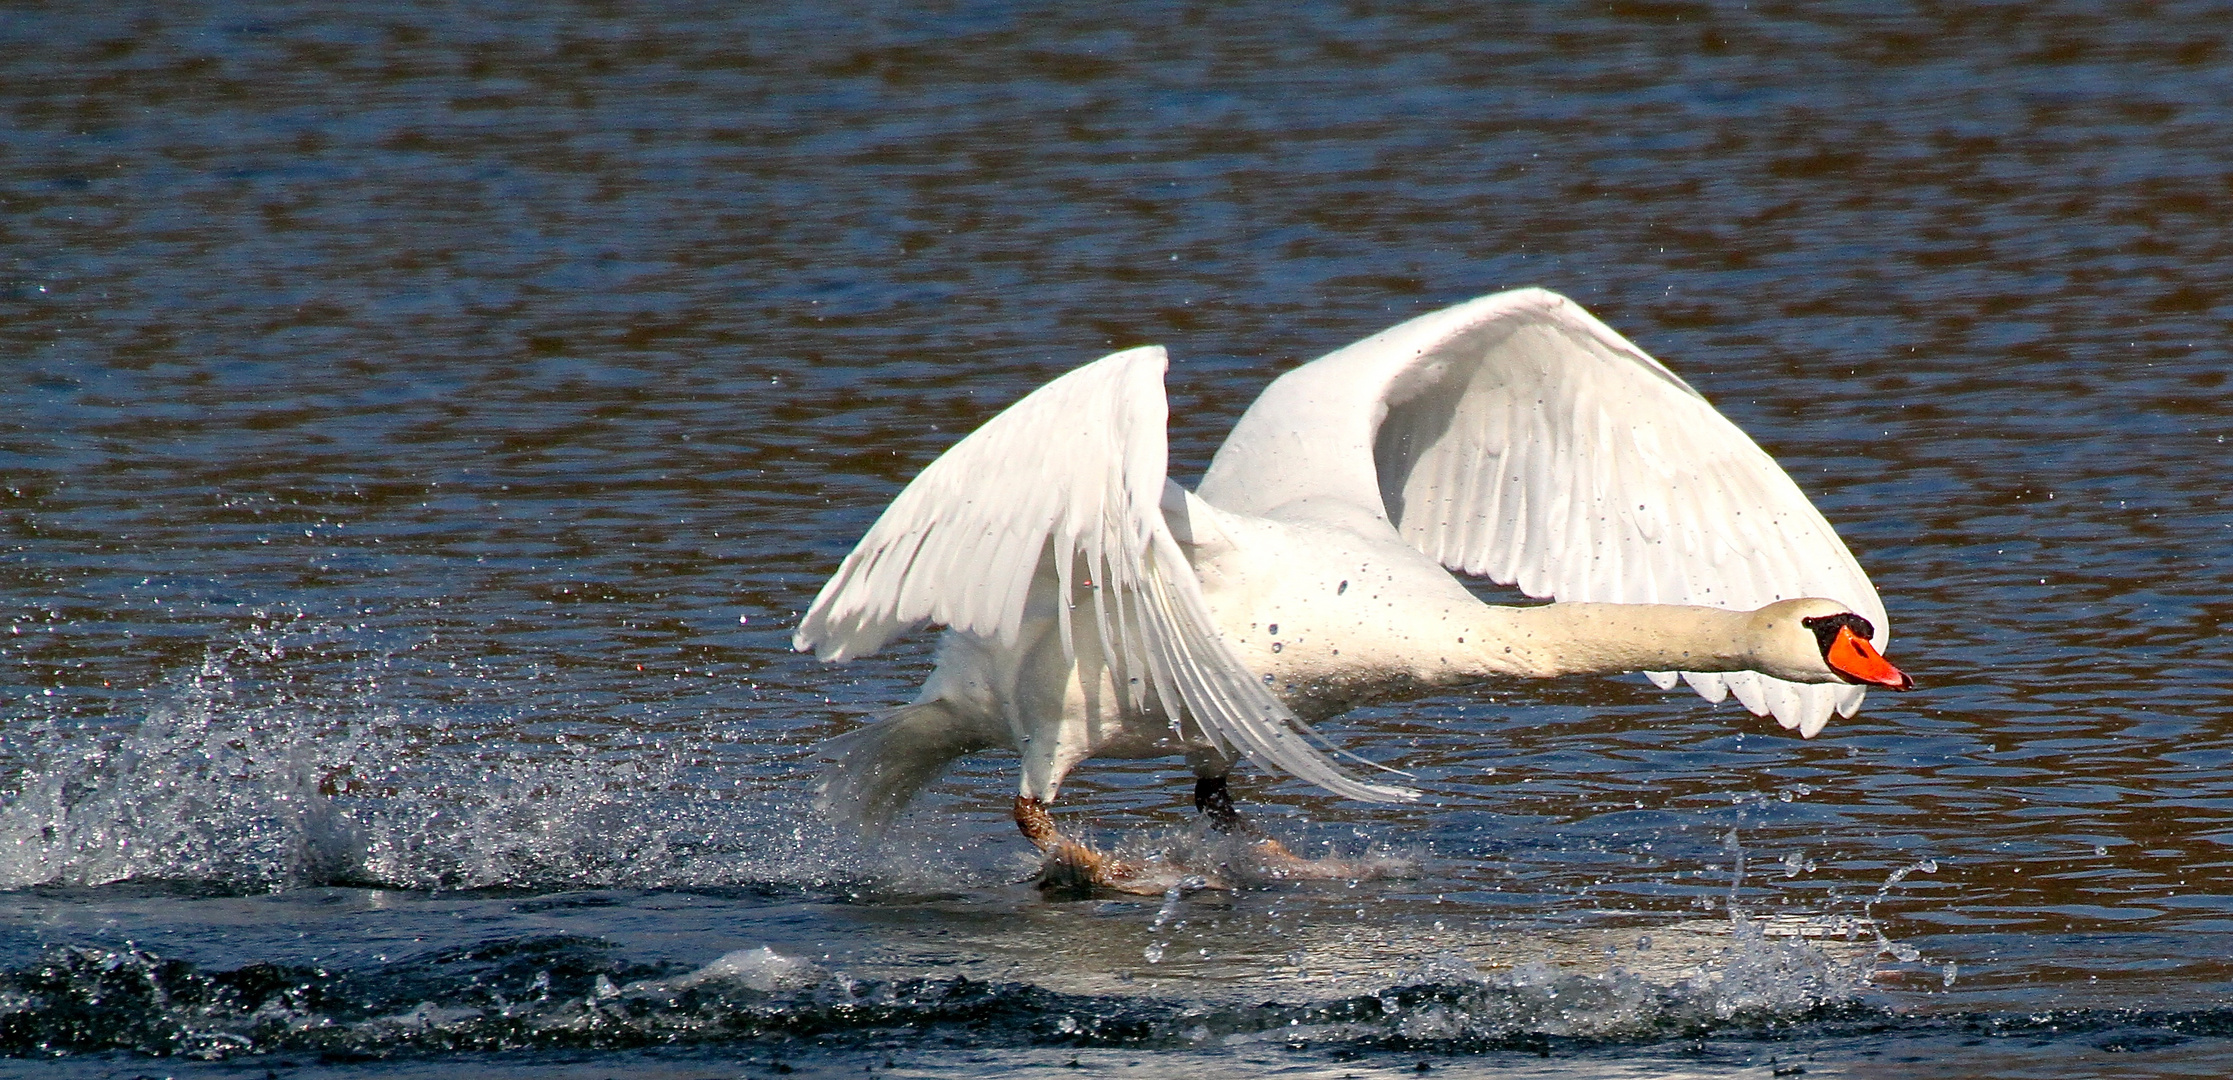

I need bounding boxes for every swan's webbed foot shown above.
[1240,838,1388,881]
[1012,785,1409,896]
[1013,795,1171,896]
[1191,775,1409,883]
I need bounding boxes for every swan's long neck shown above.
[1474,602,1761,680]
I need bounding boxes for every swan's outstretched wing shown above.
[1197,288,1886,737]
[795,346,1415,802]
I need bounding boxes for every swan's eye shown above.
[1800,612,1876,655]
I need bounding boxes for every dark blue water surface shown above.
[6,1,2233,1076]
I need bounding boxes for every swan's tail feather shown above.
[815,702,997,835]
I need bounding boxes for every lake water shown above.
[5,1,2233,1076]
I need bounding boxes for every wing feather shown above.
[1200,288,1886,737]
[795,346,1415,802]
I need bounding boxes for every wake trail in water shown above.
[0,929,1886,1062]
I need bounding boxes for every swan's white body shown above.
[796,289,1900,831]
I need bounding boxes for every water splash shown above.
[1705,831,1937,978]
[0,625,841,892]
[1142,882,1189,964]
[1865,859,1942,966]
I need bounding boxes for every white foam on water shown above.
[1361,910,1879,1042]
[666,946,820,992]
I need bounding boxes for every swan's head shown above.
[1747,598,1915,690]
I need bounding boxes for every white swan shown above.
[795,288,1911,889]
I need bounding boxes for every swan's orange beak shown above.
[1826,625,1914,690]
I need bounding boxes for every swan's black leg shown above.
[1193,775,1246,833]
